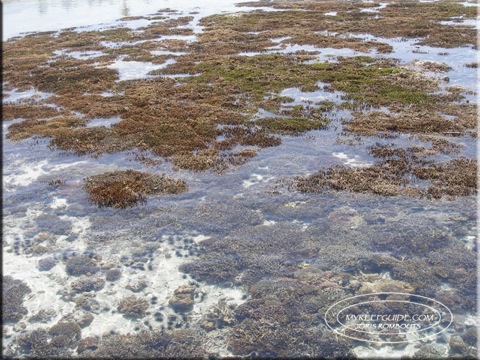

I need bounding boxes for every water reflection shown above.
[26,0,136,13]
[121,0,130,17]
[38,0,47,14]
[3,0,161,39]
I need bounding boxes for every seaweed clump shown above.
[235,0,477,48]
[345,104,476,136]
[16,321,81,357]
[48,321,82,348]
[81,330,206,358]
[117,295,149,318]
[294,143,477,199]
[17,329,71,358]
[412,158,477,199]
[295,164,412,197]
[65,255,100,276]
[229,278,354,357]
[3,276,32,323]
[6,116,86,141]
[255,117,328,135]
[70,276,106,293]
[83,170,188,208]
[3,103,64,121]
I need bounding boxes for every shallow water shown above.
[2,0,256,39]
[2,0,478,358]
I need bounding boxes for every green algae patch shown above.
[187,54,326,103]
[308,57,439,108]
[83,170,187,208]
[181,54,441,112]
[256,117,329,135]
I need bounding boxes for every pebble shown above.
[200,320,216,332]
[101,262,116,270]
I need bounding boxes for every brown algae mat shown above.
[2,1,476,200]
[83,170,188,208]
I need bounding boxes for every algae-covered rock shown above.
[65,255,99,276]
[358,278,415,294]
[38,257,58,271]
[169,285,195,313]
[3,276,32,323]
[80,330,206,358]
[83,170,188,208]
[105,268,122,282]
[71,276,105,293]
[117,295,149,318]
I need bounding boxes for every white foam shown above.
[242,173,263,188]
[3,159,50,190]
[50,197,68,210]
[360,3,388,12]
[262,219,276,226]
[332,152,371,168]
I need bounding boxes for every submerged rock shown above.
[117,295,149,318]
[3,276,32,323]
[65,255,99,276]
[169,285,195,313]
[126,280,148,293]
[61,310,94,329]
[38,257,58,271]
[105,268,122,282]
[28,309,57,324]
[449,335,467,354]
[71,276,105,293]
[77,336,99,354]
